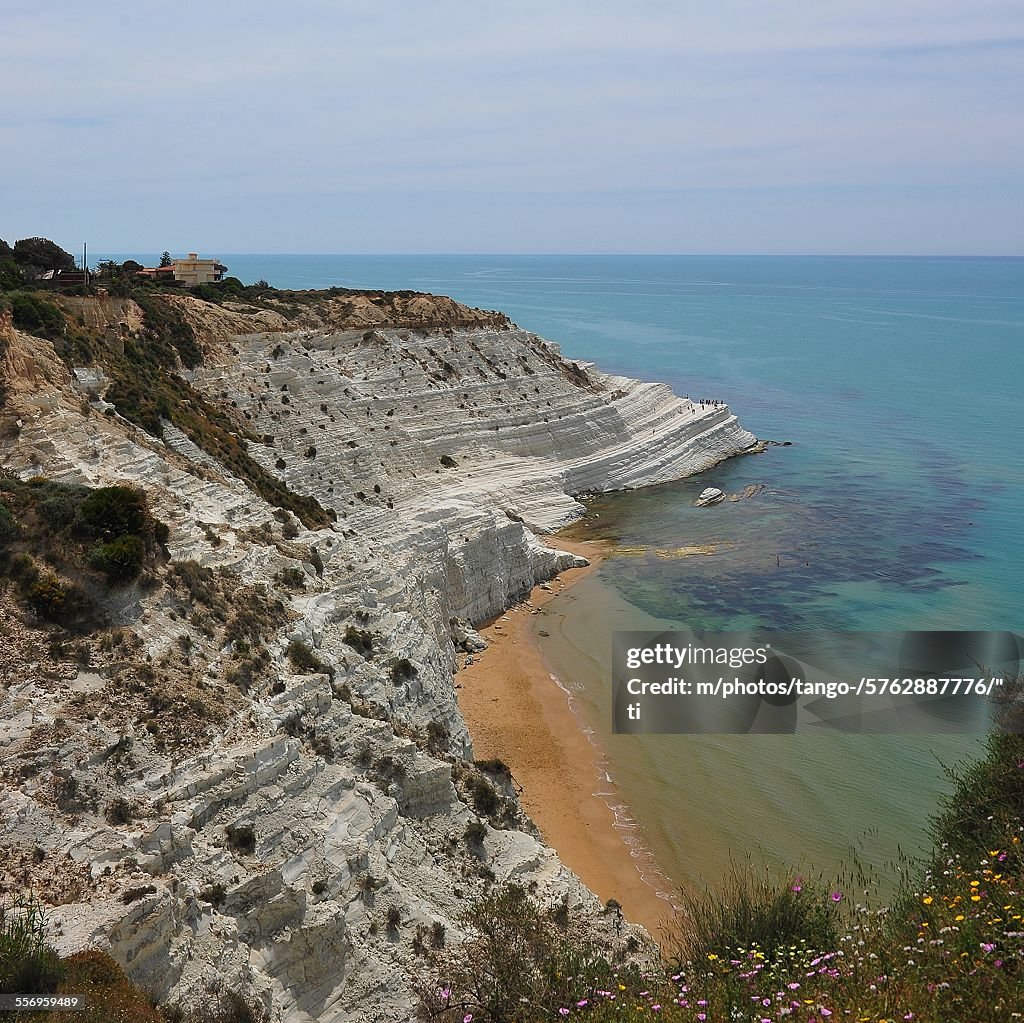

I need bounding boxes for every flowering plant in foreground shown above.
[420,735,1024,1023]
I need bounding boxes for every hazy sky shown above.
[3,1,1022,254]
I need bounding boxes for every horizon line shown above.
[88,251,1024,260]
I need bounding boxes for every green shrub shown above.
[25,572,91,624]
[133,292,203,369]
[225,824,256,855]
[0,502,17,542]
[105,797,133,825]
[36,485,88,529]
[342,625,373,656]
[75,485,148,539]
[0,894,65,995]
[286,638,331,675]
[12,237,75,273]
[928,732,1024,861]
[465,774,500,818]
[87,534,146,582]
[0,258,25,290]
[9,293,65,340]
[418,884,623,1023]
[190,283,223,304]
[663,862,840,967]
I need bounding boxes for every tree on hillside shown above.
[159,251,173,268]
[12,237,76,274]
[94,260,121,281]
[94,259,145,281]
[0,238,23,289]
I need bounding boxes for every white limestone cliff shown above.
[0,299,756,1021]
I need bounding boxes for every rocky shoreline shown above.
[0,291,755,1021]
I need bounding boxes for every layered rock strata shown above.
[0,296,755,1021]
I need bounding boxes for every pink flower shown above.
[821,1009,833,1017]
[830,891,843,902]
[464,1015,473,1023]
[558,1010,569,1017]
[438,988,450,1002]
[577,1000,588,1008]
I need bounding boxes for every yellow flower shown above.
[971,895,982,902]
[970,880,980,887]
[922,896,933,905]
[706,954,717,962]
[955,914,965,921]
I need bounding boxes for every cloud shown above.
[2,1,1021,252]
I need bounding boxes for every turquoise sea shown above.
[112,254,1024,896]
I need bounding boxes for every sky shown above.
[2,1,1022,255]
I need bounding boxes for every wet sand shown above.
[455,536,674,939]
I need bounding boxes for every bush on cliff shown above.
[75,484,150,540]
[418,884,629,1023]
[10,293,65,340]
[0,894,64,996]
[0,501,18,542]
[0,476,168,624]
[86,533,146,582]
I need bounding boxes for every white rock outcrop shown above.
[0,308,756,1021]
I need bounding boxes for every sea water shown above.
[112,254,1024,894]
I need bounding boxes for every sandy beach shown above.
[455,536,674,939]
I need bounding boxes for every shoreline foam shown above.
[456,536,674,939]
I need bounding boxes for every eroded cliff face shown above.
[0,292,755,1021]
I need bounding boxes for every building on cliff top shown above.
[136,253,228,286]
